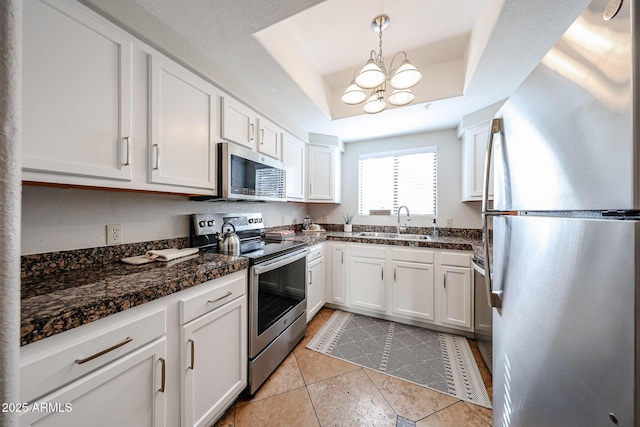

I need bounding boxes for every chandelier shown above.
[341,15,423,114]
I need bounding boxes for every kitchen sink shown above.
[354,232,431,241]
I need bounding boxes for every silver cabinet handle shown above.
[381,267,384,281]
[341,252,344,264]
[482,118,504,308]
[123,136,131,166]
[158,358,166,393]
[444,272,447,288]
[153,144,160,170]
[188,339,195,370]
[249,123,255,141]
[208,291,232,304]
[394,267,396,282]
[75,337,133,365]
[309,270,313,285]
[260,129,264,145]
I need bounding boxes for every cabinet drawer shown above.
[441,252,471,267]
[21,307,166,403]
[180,271,247,325]
[307,244,323,262]
[350,244,386,259]
[391,247,434,263]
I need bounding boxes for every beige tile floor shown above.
[214,307,493,427]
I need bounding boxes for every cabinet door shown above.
[307,257,325,322]
[220,97,256,149]
[20,338,166,427]
[462,121,493,201]
[181,295,247,427]
[441,266,472,329]
[282,133,306,201]
[330,244,347,304]
[23,0,132,181]
[307,145,335,201]
[392,261,435,321]
[257,117,281,160]
[149,56,216,191]
[350,257,386,312]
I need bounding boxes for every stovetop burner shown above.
[189,212,306,264]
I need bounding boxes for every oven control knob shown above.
[199,220,206,227]
[249,218,254,223]
[207,220,215,227]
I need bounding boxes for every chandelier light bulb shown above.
[390,59,422,90]
[341,82,367,104]
[388,89,415,106]
[363,93,387,114]
[355,59,385,89]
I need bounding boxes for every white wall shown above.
[307,129,482,229]
[22,186,307,255]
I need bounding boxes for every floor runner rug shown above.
[307,310,492,409]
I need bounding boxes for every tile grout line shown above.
[362,367,402,426]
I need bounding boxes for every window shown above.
[358,147,437,216]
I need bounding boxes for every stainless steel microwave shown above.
[208,142,286,202]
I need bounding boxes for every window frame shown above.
[358,146,438,217]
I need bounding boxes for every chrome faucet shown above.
[397,206,410,235]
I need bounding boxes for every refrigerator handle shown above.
[482,118,504,309]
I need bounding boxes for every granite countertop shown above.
[21,252,248,346]
[21,229,484,347]
[289,230,483,257]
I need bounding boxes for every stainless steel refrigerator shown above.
[482,0,639,425]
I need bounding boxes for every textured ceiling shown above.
[83,0,592,142]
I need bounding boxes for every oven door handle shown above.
[252,248,309,275]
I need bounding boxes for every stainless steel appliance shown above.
[190,212,308,395]
[483,1,638,425]
[471,257,492,373]
[191,142,286,202]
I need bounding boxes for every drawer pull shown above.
[74,337,133,365]
[188,339,195,370]
[208,291,232,304]
[159,358,166,393]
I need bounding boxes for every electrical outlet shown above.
[106,224,122,245]
[446,218,453,227]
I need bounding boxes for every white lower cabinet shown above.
[20,338,166,427]
[181,295,247,427]
[349,245,386,313]
[326,242,473,333]
[441,266,472,329]
[392,261,435,321]
[329,243,347,304]
[20,270,248,427]
[306,244,325,322]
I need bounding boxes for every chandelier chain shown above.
[378,20,384,63]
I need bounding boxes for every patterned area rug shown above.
[307,310,492,409]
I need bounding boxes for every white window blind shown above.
[358,147,437,216]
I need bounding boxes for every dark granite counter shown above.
[21,251,248,346]
[21,228,484,346]
[288,230,483,256]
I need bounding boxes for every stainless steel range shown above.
[190,213,308,395]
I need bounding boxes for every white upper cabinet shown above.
[148,55,217,191]
[282,133,306,201]
[22,0,133,181]
[461,120,494,201]
[220,96,256,150]
[257,117,282,160]
[307,144,342,203]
